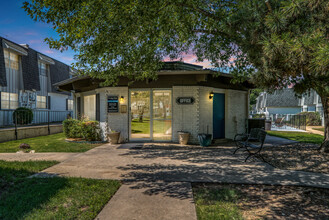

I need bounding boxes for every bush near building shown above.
[12,107,33,125]
[297,112,322,126]
[63,118,101,141]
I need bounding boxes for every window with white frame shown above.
[38,61,49,95]
[36,95,47,109]
[68,99,73,110]
[38,61,48,76]
[4,49,19,71]
[83,95,96,120]
[1,92,18,109]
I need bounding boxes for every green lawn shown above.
[131,118,171,134]
[0,133,102,153]
[0,160,121,220]
[267,131,324,144]
[193,185,243,220]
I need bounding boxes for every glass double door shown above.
[130,89,172,141]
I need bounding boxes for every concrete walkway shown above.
[29,143,329,220]
[0,153,79,162]
[96,182,196,220]
[306,126,324,135]
[264,135,298,146]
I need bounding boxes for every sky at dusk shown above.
[0,0,212,68]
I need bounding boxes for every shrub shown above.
[297,112,322,126]
[81,121,101,141]
[62,119,83,138]
[12,107,33,125]
[252,114,265,119]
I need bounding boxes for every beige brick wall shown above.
[173,86,248,142]
[97,87,129,143]
[172,86,200,143]
[225,89,248,139]
[91,86,248,143]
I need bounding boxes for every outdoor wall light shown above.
[120,96,125,103]
[209,91,214,99]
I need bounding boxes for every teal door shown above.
[213,93,225,139]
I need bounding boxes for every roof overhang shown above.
[2,39,28,56]
[54,69,253,93]
[38,53,55,65]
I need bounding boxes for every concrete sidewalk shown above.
[96,182,196,220]
[32,143,329,219]
[264,135,298,147]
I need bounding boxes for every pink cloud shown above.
[28,39,43,44]
[163,53,213,68]
[42,50,55,54]
[60,56,74,61]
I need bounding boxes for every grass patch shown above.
[131,118,171,134]
[193,185,243,220]
[0,133,102,153]
[267,131,323,144]
[193,183,329,219]
[313,127,324,132]
[0,160,121,220]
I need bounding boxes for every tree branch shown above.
[176,2,224,21]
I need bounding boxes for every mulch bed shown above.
[260,143,329,174]
[193,183,329,220]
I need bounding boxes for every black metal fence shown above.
[0,109,72,134]
[249,114,307,131]
[283,114,307,130]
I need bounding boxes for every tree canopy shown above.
[23,0,328,87]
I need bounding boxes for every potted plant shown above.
[197,125,212,147]
[108,130,121,144]
[178,131,190,145]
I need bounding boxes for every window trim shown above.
[0,91,19,110]
[4,49,20,71]
[36,95,47,109]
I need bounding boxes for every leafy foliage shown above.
[63,118,83,138]
[63,118,101,141]
[22,1,328,87]
[81,121,101,141]
[250,88,263,109]
[298,112,322,126]
[13,107,33,125]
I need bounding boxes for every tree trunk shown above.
[319,95,329,153]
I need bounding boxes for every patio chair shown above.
[274,117,285,127]
[233,128,267,162]
[234,128,260,146]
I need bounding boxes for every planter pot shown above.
[178,132,190,145]
[197,133,212,147]
[108,132,121,144]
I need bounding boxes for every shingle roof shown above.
[0,37,71,94]
[0,40,6,87]
[161,61,203,70]
[49,59,70,93]
[265,88,301,107]
[303,92,315,105]
[21,48,41,91]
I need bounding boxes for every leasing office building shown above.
[0,37,73,126]
[55,62,252,143]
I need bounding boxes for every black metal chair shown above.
[234,128,267,162]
